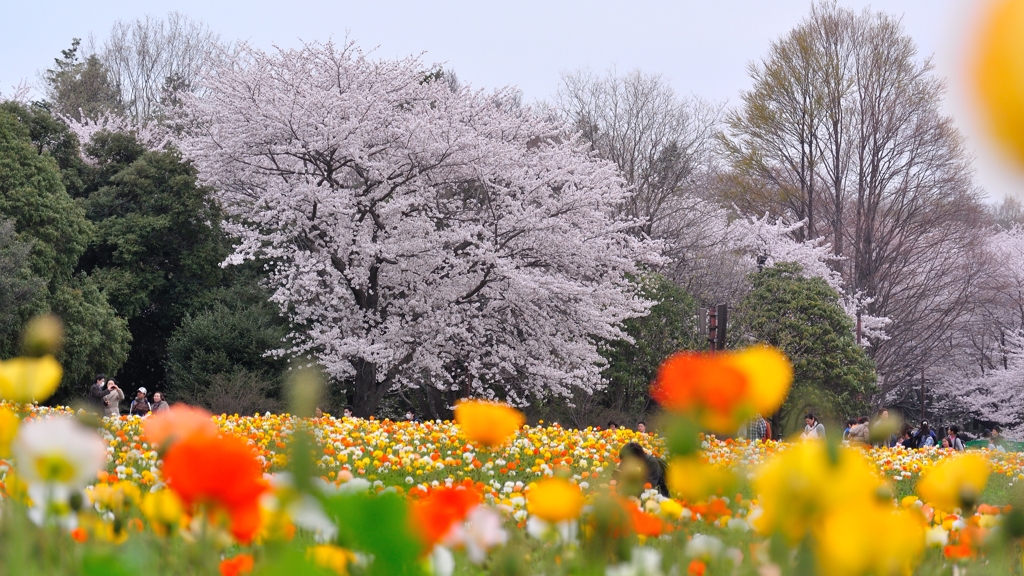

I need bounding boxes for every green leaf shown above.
[321,491,425,576]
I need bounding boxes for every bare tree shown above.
[990,196,1024,230]
[721,1,987,401]
[88,12,224,123]
[554,69,722,238]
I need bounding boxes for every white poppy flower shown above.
[14,417,107,493]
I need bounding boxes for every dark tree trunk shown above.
[349,359,388,417]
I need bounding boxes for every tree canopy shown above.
[180,42,661,416]
[736,262,877,431]
[0,106,130,396]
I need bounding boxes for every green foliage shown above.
[601,274,701,419]
[164,277,290,409]
[43,38,123,122]
[80,141,227,318]
[75,132,233,390]
[321,491,424,576]
[49,276,131,401]
[735,262,876,431]
[0,101,90,195]
[0,218,45,344]
[0,106,130,396]
[0,110,91,278]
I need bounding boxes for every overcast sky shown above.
[3,0,1022,200]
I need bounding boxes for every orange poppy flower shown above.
[410,485,481,546]
[454,400,525,448]
[161,432,267,543]
[143,404,219,450]
[651,347,792,433]
[219,553,255,576]
[943,543,973,561]
[627,505,666,537]
[651,352,745,412]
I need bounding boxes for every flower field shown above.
[3,401,1024,575]
[5,334,1024,575]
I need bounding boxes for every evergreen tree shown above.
[736,262,876,432]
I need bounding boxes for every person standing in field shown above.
[89,374,108,413]
[947,425,965,452]
[130,387,151,416]
[151,392,169,413]
[103,379,124,417]
[802,413,825,440]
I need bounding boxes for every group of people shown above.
[607,421,647,433]
[734,410,977,453]
[88,374,168,417]
[824,410,970,451]
[889,421,966,451]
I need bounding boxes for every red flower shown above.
[627,505,666,537]
[651,352,748,414]
[219,554,255,576]
[943,543,973,560]
[410,486,481,547]
[162,432,267,543]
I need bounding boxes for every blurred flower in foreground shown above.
[0,356,62,404]
[308,545,355,575]
[753,441,884,543]
[411,485,481,548]
[666,456,735,503]
[454,400,525,448]
[815,503,924,576]
[219,553,254,576]
[0,406,19,458]
[527,477,584,523]
[20,315,64,357]
[143,404,218,450]
[161,430,267,542]
[651,345,792,434]
[141,489,186,537]
[12,417,106,503]
[916,453,990,512]
[973,0,1024,166]
[459,506,508,564]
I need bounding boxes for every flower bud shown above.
[20,315,64,356]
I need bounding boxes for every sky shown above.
[3,0,1022,200]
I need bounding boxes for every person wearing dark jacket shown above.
[614,442,669,497]
[912,422,937,448]
[88,374,108,413]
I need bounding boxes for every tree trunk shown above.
[349,359,388,418]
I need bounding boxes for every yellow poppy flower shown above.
[141,489,186,537]
[973,0,1024,166]
[0,407,19,458]
[753,442,886,543]
[665,456,735,503]
[725,345,793,417]
[916,453,990,512]
[454,400,524,448]
[308,544,356,575]
[0,355,62,403]
[816,504,925,576]
[527,477,584,523]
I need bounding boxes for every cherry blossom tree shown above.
[179,42,660,416]
[928,228,1024,435]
